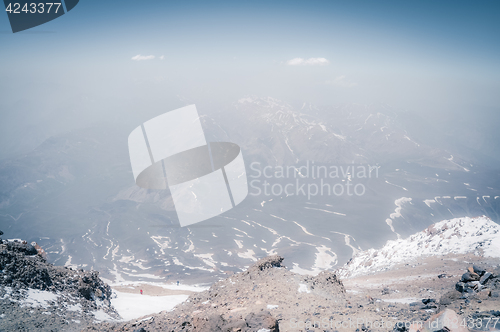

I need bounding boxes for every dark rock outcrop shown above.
[0,237,119,331]
[0,239,112,301]
[455,265,499,295]
[249,254,284,271]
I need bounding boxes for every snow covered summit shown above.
[339,216,500,278]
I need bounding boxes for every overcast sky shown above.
[1,0,499,158]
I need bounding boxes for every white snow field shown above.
[111,290,190,321]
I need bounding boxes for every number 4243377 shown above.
[5,3,62,14]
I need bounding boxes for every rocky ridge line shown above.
[0,233,119,331]
[339,216,500,278]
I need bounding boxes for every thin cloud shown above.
[286,57,330,66]
[326,75,357,88]
[159,55,165,60]
[131,54,155,61]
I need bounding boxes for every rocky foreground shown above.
[1,216,500,331]
[0,237,120,331]
[81,254,500,332]
[83,216,500,332]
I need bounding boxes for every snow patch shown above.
[298,284,310,293]
[22,289,58,308]
[111,290,189,321]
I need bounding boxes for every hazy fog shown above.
[1,0,499,163]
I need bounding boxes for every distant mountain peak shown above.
[339,216,500,278]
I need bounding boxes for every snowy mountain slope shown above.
[338,216,500,278]
[215,97,472,170]
[1,97,499,285]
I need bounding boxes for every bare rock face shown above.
[249,255,285,272]
[31,241,47,259]
[305,271,346,297]
[85,255,346,332]
[0,238,119,331]
[189,311,279,332]
[0,240,112,299]
[454,265,499,295]
[244,311,279,331]
[435,264,500,331]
